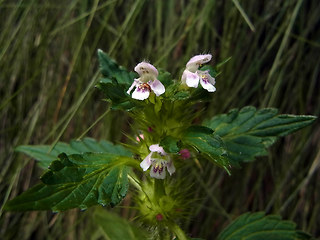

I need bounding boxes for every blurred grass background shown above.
[0,0,319,239]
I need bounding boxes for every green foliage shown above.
[5,153,132,211]
[174,238,205,240]
[160,136,180,153]
[94,208,148,240]
[199,65,218,77]
[158,69,174,87]
[16,142,78,169]
[97,49,136,86]
[217,212,312,240]
[97,50,214,109]
[97,49,138,110]
[97,78,137,111]
[204,107,316,165]
[182,126,230,173]
[16,138,132,169]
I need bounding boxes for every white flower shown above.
[140,144,176,179]
[181,54,216,92]
[127,62,165,100]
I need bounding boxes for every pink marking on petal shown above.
[197,70,216,92]
[150,165,166,179]
[153,165,159,173]
[131,84,151,100]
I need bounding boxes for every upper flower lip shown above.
[186,54,212,69]
[149,144,166,155]
[134,62,159,77]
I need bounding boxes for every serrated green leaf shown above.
[97,49,136,86]
[172,90,190,100]
[217,212,312,240]
[182,126,230,173]
[94,208,148,240]
[96,79,136,111]
[15,138,132,169]
[5,152,133,211]
[97,49,138,110]
[164,82,191,101]
[158,69,174,87]
[204,107,316,165]
[160,136,180,153]
[16,142,78,168]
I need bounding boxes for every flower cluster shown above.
[129,54,216,179]
[127,54,216,100]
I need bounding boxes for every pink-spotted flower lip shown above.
[127,62,165,100]
[181,54,216,92]
[140,144,176,179]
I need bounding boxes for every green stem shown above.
[153,179,167,240]
[154,179,166,201]
[154,180,186,240]
[169,222,188,240]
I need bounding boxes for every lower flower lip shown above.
[127,79,165,100]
